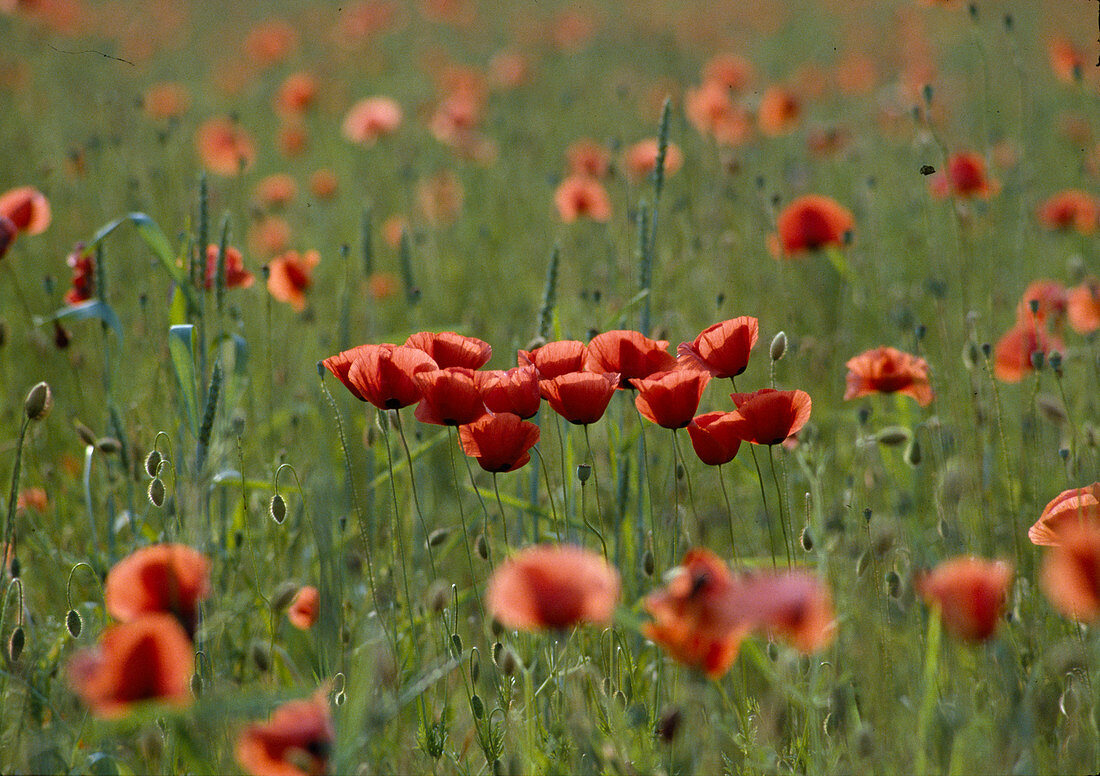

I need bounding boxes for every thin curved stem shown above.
[392,411,437,576]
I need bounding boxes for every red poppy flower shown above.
[236,692,334,776]
[554,175,612,223]
[309,169,338,200]
[0,186,51,235]
[196,117,257,176]
[930,152,998,199]
[727,389,812,446]
[541,371,619,425]
[702,53,754,92]
[643,548,747,679]
[916,557,1013,642]
[1040,522,1100,622]
[733,571,836,653]
[1049,37,1087,83]
[287,586,319,630]
[633,369,711,429]
[413,367,488,426]
[204,244,254,290]
[404,331,491,369]
[275,71,318,117]
[1028,483,1100,546]
[992,321,1063,383]
[342,96,402,145]
[267,250,320,312]
[1016,280,1068,329]
[518,340,588,395]
[685,80,753,146]
[68,614,194,719]
[1068,279,1100,334]
[254,174,298,210]
[677,316,759,378]
[248,217,291,257]
[477,365,541,419]
[585,330,677,389]
[0,215,15,261]
[758,87,801,136]
[769,195,854,258]
[104,544,210,637]
[322,343,438,410]
[1037,190,1097,234]
[244,19,298,66]
[686,411,742,466]
[623,139,683,183]
[142,82,190,121]
[64,244,95,305]
[16,487,47,513]
[566,138,611,178]
[843,346,934,406]
[487,544,620,631]
[458,412,540,473]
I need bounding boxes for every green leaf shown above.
[33,299,124,343]
[168,324,199,435]
[89,212,196,310]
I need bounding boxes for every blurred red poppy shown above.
[142,82,190,120]
[287,586,319,630]
[1068,279,1100,334]
[735,571,835,653]
[253,174,298,210]
[477,365,541,419]
[342,97,402,145]
[459,412,540,473]
[1041,523,1100,622]
[323,343,438,410]
[204,244,254,290]
[1037,190,1097,234]
[16,487,47,513]
[769,195,853,258]
[916,557,1013,642]
[585,330,677,388]
[487,544,619,631]
[1048,37,1087,84]
[541,371,619,425]
[566,139,611,178]
[930,152,998,199]
[414,367,488,426]
[634,369,711,429]
[727,388,812,446]
[758,87,801,136]
[623,139,683,183]
[687,411,742,466]
[0,186,50,235]
[702,53,754,92]
[275,71,318,117]
[64,244,95,305]
[992,321,1062,383]
[69,614,193,718]
[677,316,758,378]
[685,80,752,146]
[1029,483,1100,546]
[104,544,210,637]
[1016,280,1068,329]
[196,117,256,176]
[405,331,491,369]
[236,692,334,776]
[309,169,339,200]
[267,250,320,312]
[244,19,297,66]
[554,175,612,223]
[0,215,15,261]
[843,346,934,406]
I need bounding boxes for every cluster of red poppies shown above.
[993,278,1099,383]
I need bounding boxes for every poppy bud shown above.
[250,640,271,672]
[904,438,922,467]
[231,413,246,437]
[75,421,97,447]
[271,580,299,611]
[770,331,787,362]
[643,549,655,576]
[490,618,504,638]
[656,707,682,743]
[470,650,480,683]
[148,478,166,507]
[875,426,910,447]
[470,693,484,719]
[96,437,122,455]
[499,647,519,677]
[800,526,814,552]
[962,341,980,371]
[428,528,450,547]
[476,533,489,560]
[335,690,346,706]
[576,464,591,483]
[144,450,162,478]
[856,551,870,577]
[66,608,83,638]
[427,580,450,613]
[492,641,504,665]
[8,626,24,661]
[1048,351,1063,377]
[270,494,287,524]
[24,382,53,421]
[190,672,203,697]
[981,342,992,358]
[885,570,902,598]
[451,633,463,654]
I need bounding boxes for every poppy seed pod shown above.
[24,381,52,421]
[9,626,25,661]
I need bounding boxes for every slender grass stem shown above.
[393,411,437,577]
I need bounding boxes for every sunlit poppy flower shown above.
[554,175,612,223]
[1068,279,1100,334]
[104,544,210,637]
[477,365,541,419]
[277,122,309,158]
[308,169,339,200]
[1016,280,1068,328]
[768,195,853,258]
[0,215,14,260]
[541,371,619,425]
[737,571,836,652]
[16,487,47,513]
[930,152,998,199]
[323,343,438,409]
[702,53,754,92]
[518,340,588,393]
[342,97,403,145]
[727,388,812,446]
[758,87,801,136]
[487,544,619,631]
[405,331,491,369]
[417,170,465,223]
[196,117,256,176]
[253,174,297,209]
[69,614,193,719]
[244,19,297,66]
[287,586,319,630]
[458,412,540,473]
[916,557,1013,642]
[687,411,742,466]
[685,80,752,146]
[677,316,759,378]
[0,186,50,235]
[585,330,677,388]
[248,217,292,257]
[1028,484,1100,546]
[843,346,934,406]
[1049,38,1087,84]
[992,321,1063,383]
[1037,190,1097,234]
[275,71,318,117]
[142,81,190,120]
[267,250,320,312]
[1040,523,1100,622]
[236,692,334,776]
[204,244,254,290]
[566,139,611,179]
[623,139,683,183]
[64,244,96,305]
[414,367,488,426]
[643,548,746,678]
[634,369,711,429]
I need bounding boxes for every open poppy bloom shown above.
[0,186,51,235]
[566,138,611,178]
[1016,280,1067,329]
[487,544,620,631]
[404,331,491,369]
[758,87,801,136]
[104,544,210,637]
[1028,483,1100,546]
[518,340,588,394]
[686,411,742,466]
[64,244,96,305]
[287,586,319,630]
[843,346,934,406]
[769,195,854,258]
[633,369,711,429]
[992,321,1063,383]
[685,80,753,146]
[1068,279,1100,334]
[702,53,754,92]
[196,117,257,176]
[727,388,812,445]
[916,557,1013,642]
[477,365,541,419]
[267,249,320,311]
[541,371,619,425]
[1040,522,1100,622]
[458,412,540,473]
[0,215,14,260]
[677,316,759,378]
[413,367,488,426]
[930,152,998,199]
[68,614,194,719]
[253,174,298,210]
[585,330,677,388]
[735,571,836,653]
[323,343,438,410]
[1037,190,1097,234]
[554,175,612,223]
[204,244,254,290]
[236,692,334,776]
[275,71,318,117]
[623,139,683,183]
[342,96,403,144]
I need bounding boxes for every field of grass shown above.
[1,0,1099,773]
